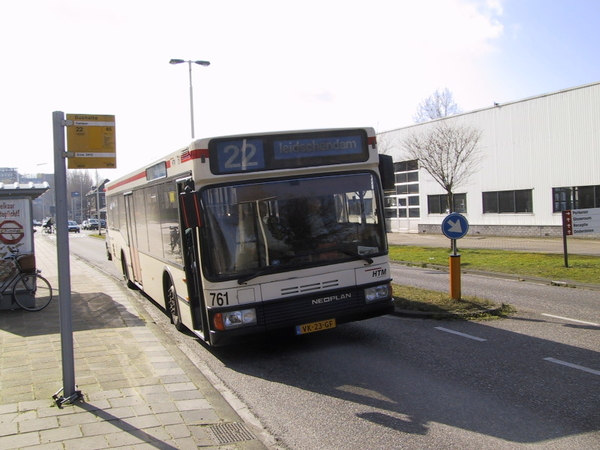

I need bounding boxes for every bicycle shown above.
[0,246,53,311]
[42,219,54,234]
[169,225,180,252]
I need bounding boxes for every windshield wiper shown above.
[330,248,374,264]
[237,248,374,285]
[237,265,284,285]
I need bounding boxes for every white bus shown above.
[106,128,395,346]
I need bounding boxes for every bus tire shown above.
[121,253,137,290]
[166,279,185,332]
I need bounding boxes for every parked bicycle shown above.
[0,247,53,311]
[169,225,180,252]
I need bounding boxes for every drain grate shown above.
[207,422,255,444]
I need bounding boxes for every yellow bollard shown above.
[449,254,461,300]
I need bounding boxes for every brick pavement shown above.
[0,233,268,450]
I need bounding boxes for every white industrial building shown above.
[379,81,600,236]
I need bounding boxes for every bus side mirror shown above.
[378,154,395,193]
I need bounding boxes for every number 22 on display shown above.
[222,140,262,170]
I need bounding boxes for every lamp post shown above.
[169,58,210,139]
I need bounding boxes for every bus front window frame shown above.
[198,172,386,282]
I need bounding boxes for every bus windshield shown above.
[200,172,386,281]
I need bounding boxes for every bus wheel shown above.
[166,281,185,332]
[121,254,137,290]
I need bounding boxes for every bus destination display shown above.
[210,130,368,174]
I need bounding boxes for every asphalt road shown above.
[65,232,600,449]
[390,263,600,323]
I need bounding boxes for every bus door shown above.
[178,179,208,339]
[124,193,143,285]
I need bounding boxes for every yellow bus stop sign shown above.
[66,114,116,169]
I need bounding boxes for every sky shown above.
[2,0,599,181]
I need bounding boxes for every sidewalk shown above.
[0,233,268,450]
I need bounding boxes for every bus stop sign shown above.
[66,113,116,169]
[441,213,469,239]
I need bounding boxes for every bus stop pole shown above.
[51,111,81,406]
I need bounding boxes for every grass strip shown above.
[392,284,515,320]
[389,245,600,285]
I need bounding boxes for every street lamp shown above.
[169,58,211,139]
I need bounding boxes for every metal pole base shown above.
[53,387,83,408]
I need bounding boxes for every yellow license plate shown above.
[296,319,336,335]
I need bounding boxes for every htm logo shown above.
[369,267,387,278]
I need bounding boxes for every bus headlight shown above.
[214,308,257,330]
[364,284,390,303]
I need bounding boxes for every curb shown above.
[392,306,508,320]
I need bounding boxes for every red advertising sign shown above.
[0,219,25,245]
[0,199,32,254]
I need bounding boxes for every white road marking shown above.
[541,313,600,327]
[434,327,487,341]
[543,358,600,376]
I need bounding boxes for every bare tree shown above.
[413,88,462,123]
[66,170,95,221]
[376,131,396,156]
[402,123,483,212]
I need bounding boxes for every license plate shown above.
[296,318,336,335]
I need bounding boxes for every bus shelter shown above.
[0,181,50,310]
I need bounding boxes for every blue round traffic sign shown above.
[441,213,469,239]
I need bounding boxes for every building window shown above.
[428,195,441,214]
[408,196,420,206]
[385,160,420,220]
[553,187,571,212]
[428,193,467,214]
[483,189,533,213]
[393,160,419,172]
[553,185,600,212]
[384,208,397,219]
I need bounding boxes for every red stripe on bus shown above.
[105,171,147,191]
[191,148,209,160]
[182,148,209,163]
[106,148,208,192]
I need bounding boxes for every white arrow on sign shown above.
[447,219,463,234]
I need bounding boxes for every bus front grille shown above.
[262,288,363,328]
[280,278,340,296]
